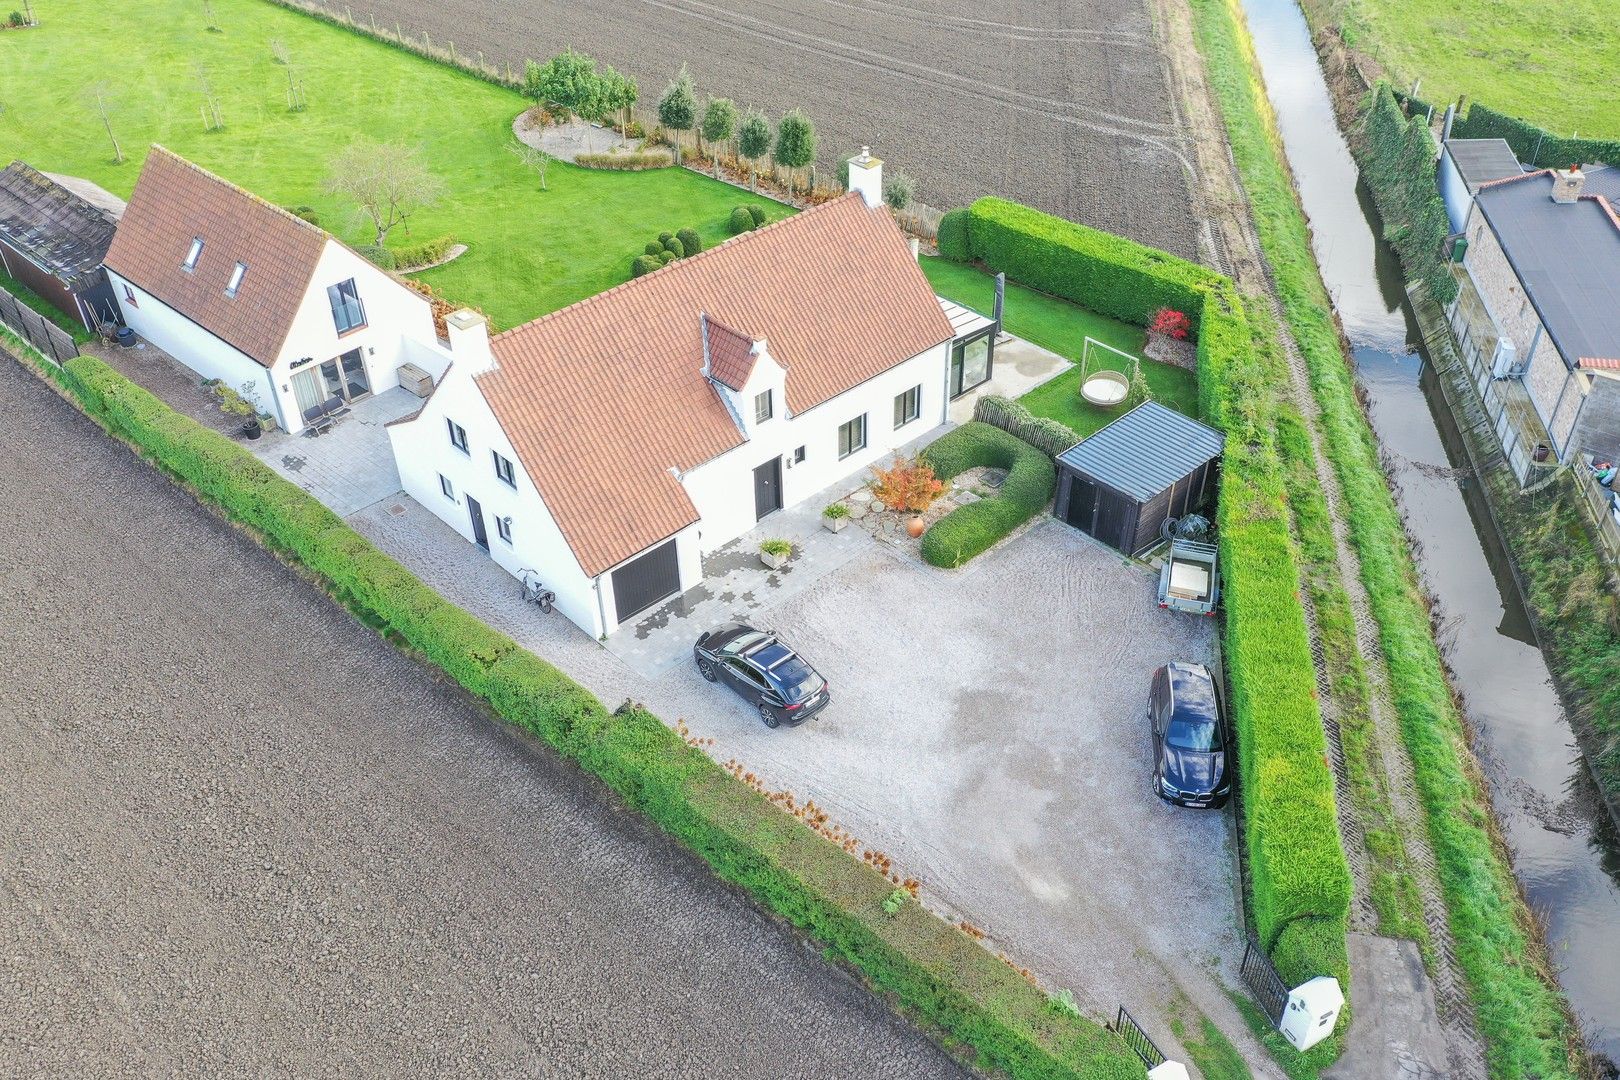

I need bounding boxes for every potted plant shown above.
[759,538,792,569]
[822,502,850,533]
[212,380,262,440]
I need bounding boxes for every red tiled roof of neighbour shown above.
[703,315,759,390]
[1580,357,1620,370]
[479,193,954,577]
[104,146,327,366]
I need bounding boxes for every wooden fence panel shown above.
[0,283,79,365]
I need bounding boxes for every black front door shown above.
[753,457,783,521]
[467,495,489,551]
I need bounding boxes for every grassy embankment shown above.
[1188,0,1583,1074]
[1304,0,1619,139]
[0,0,783,328]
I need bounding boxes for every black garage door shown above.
[612,539,681,624]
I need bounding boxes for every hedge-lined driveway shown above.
[357,498,1261,1063]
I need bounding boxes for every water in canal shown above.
[1235,0,1620,1061]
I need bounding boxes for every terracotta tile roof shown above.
[703,315,758,390]
[479,193,954,577]
[0,161,118,290]
[104,146,327,366]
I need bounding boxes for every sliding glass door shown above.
[950,331,994,398]
[293,348,371,416]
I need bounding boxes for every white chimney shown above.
[1551,165,1585,204]
[848,146,883,209]
[446,308,494,375]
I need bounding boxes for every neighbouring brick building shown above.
[1446,162,1620,478]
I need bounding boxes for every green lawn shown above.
[0,0,786,329]
[0,266,94,343]
[1319,0,1620,138]
[920,256,1198,438]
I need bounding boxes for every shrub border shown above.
[917,421,1057,568]
[1,331,1142,1080]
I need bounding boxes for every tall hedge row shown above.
[958,201,1352,972]
[9,340,1142,1080]
[1452,102,1620,171]
[1358,84,1457,308]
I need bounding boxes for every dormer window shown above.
[183,237,204,271]
[224,262,247,298]
[754,389,773,424]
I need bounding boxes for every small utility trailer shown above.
[1158,539,1220,615]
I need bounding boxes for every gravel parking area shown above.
[346,0,1200,258]
[353,495,1270,1067]
[0,356,966,1078]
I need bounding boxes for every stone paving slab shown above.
[252,388,419,517]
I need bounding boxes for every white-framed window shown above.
[496,515,513,544]
[439,474,455,501]
[838,414,867,459]
[493,451,517,488]
[224,261,247,298]
[183,237,204,271]
[754,389,773,424]
[893,384,921,429]
[446,418,470,454]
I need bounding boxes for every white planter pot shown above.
[823,516,848,533]
[760,550,788,570]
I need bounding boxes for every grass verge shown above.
[2,330,1143,1080]
[1188,0,1583,1072]
[0,267,95,344]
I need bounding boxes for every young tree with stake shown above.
[324,140,445,245]
[738,110,770,194]
[701,97,737,178]
[657,66,696,165]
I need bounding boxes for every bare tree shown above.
[270,40,306,111]
[193,62,224,131]
[324,140,445,245]
[86,83,124,164]
[202,0,220,31]
[507,139,554,192]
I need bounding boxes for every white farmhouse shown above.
[389,173,992,639]
[105,146,447,435]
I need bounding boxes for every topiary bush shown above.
[662,236,685,259]
[937,208,971,261]
[645,240,664,256]
[631,254,662,277]
[730,206,756,234]
[747,204,766,226]
[676,228,701,257]
[658,250,676,265]
[919,423,1055,568]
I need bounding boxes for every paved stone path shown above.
[0,352,967,1078]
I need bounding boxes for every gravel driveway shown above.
[344,0,1200,258]
[354,494,1267,1067]
[0,356,966,1079]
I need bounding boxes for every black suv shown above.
[694,623,830,728]
[1148,661,1231,809]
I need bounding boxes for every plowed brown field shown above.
[349,0,1200,257]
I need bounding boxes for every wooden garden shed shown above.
[0,160,122,331]
[1054,401,1223,555]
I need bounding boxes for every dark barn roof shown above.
[1476,165,1620,369]
[1443,139,1523,192]
[0,161,118,290]
[1058,401,1223,501]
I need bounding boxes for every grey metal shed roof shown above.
[0,161,118,291]
[1443,139,1523,192]
[1476,165,1620,368]
[1057,401,1223,502]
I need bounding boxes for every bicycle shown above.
[517,568,555,614]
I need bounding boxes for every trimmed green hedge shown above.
[966,197,1210,332]
[10,340,1143,1080]
[392,235,456,269]
[962,199,1352,996]
[1357,85,1456,308]
[918,422,1056,568]
[1452,102,1620,171]
[973,394,1081,459]
[575,150,675,170]
[937,207,971,261]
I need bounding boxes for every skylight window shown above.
[183,237,204,271]
[224,262,247,298]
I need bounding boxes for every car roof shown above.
[1168,663,1219,723]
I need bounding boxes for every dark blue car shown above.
[694,623,830,729]
[1149,662,1231,809]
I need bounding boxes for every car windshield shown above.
[771,656,821,700]
[1166,717,1219,752]
[719,631,766,655]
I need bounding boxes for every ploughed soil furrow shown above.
[340,0,1200,257]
